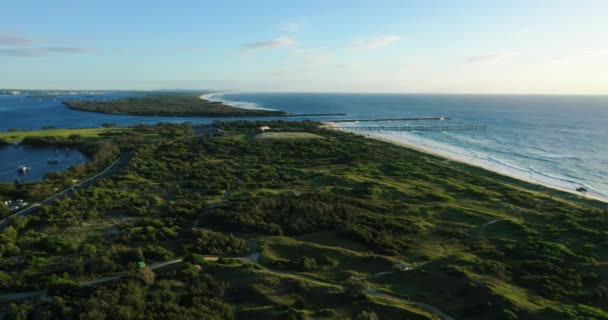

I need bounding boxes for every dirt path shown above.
[0,241,454,319]
[366,288,455,320]
[0,258,183,303]
[192,190,237,229]
[239,241,453,320]
[477,219,502,235]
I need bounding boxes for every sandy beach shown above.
[323,121,608,204]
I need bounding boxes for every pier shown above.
[285,113,348,117]
[336,125,486,132]
[332,117,451,122]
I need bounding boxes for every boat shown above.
[17,165,31,173]
[576,187,588,193]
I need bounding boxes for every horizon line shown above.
[2,88,608,96]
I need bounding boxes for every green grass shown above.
[291,231,372,252]
[208,262,437,319]
[254,132,325,140]
[258,235,398,282]
[0,127,131,143]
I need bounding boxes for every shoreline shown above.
[199,92,278,111]
[199,93,347,117]
[323,121,608,204]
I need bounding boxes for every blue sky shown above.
[1,0,607,93]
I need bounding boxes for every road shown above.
[366,288,455,320]
[0,258,183,303]
[0,152,134,230]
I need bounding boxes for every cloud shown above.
[0,32,41,46]
[464,52,519,64]
[266,69,289,77]
[0,31,98,57]
[242,36,297,49]
[0,47,98,57]
[351,35,400,49]
[292,49,331,65]
[285,23,301,32]
[553,49,608,62]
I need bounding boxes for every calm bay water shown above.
[0,145,87,182]
[0,92,607,200]
[0,93,314,131]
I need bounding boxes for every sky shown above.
[1,0,607,94]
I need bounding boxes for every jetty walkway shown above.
[337,125,486,132]
[332,117,451,122]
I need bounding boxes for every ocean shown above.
[0,92,607,200]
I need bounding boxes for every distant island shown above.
[64,93,288,117]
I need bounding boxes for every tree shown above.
[500,309,519,320]
[300,257,317,271]
[139,267,156,286]
[0,199,9,218]
[356,310,379,320]
[344,279,368,298]
[5,303,31,320]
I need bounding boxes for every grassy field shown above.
[254,132,325,140]
[206,261,439,319]
[257,235,399,282]
[0,127,131,143]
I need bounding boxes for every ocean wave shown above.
[485,156,529,173]
[526,166,607,197]
[539,154,581,160]
[199,92,277,111]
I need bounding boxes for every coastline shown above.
[199,92,278,111]
[323,121,608,204]
[200,93,347,117]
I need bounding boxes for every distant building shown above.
[259,126,270,132]
[5,199,28,211]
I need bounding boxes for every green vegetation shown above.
[255,132,325,140]
[65,93,287,117]
[0,120,607,319]
[0,127,131,144]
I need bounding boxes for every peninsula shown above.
[64,92,287,117]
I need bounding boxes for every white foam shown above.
[199,92,277,111]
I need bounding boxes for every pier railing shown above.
[332,117,451,122]
[336,125,486,132]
